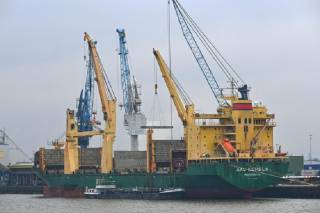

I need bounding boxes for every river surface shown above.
[0,194,319,213]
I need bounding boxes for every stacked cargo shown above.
[42,149,64,172]
[172,150,186,171]
[79,148,101,169]
[114,151,146,172]
[153,140,186,171]
[35,148,101,173]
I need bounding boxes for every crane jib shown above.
[172,0,229,107]
[117,29,136,115]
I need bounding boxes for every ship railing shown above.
[96,178,115,186]
[189,155,285,164]
[195,119,235,127]
[254,122,276,127]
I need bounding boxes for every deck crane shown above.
[171,0,249,107]
[154,49,277,161]
[153,49,198,159]
[84,32,116,173]
[64,32,116,174]
[76,48,94,148]
[154,2,278,161]
[153,50,193,124]
[117,28,146,151]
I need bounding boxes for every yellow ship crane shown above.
[153,50,192,123]
[153,49,196,150]
[154,49,278,161]
[84,32,116,173]
[64,33,116,174]
[152,0,283,162]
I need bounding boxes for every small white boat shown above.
[159,188,185,194]
[84,187,100,198]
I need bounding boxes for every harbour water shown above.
[0,194,319,213]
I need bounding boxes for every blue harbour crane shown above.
[117,28,146,151]
[76,50,95,148]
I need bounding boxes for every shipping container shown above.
[287,155,304,176]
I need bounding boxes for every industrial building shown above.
[302,162,320,176]
[0,162,43,194]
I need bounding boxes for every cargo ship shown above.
[35,47,289,197]
[35,0,289,199]
[37,158,288,198]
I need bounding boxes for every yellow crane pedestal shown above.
[64,109,79,174]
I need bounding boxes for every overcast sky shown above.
[0,0,319,161]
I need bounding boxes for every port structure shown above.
[64,32,116,174]
[0,129,31,164]
[152,2,285,161]
[116,28,146,151]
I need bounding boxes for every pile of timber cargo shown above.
[35,140,185,174]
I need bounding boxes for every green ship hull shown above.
[41,159,289,198]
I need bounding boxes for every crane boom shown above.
[172,0,227,107]
[84,33,116,121]
[117,29,135,114]
[153,49,188,124]
[84,32,116,173]
[117,28,146,151]
[154,49,200,160]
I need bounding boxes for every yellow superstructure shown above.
[154,50,277,161]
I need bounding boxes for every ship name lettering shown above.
[236,167,269,173]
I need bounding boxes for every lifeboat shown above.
[275,152,287,157]
[222,138,236,153]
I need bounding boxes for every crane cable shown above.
[171,72,192,105]
[173,0,234,84]
[97,53,116,100]
[168,0,173,139]
[149,57,163,126]
[84,44,96,118]
[173,0,245,87]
